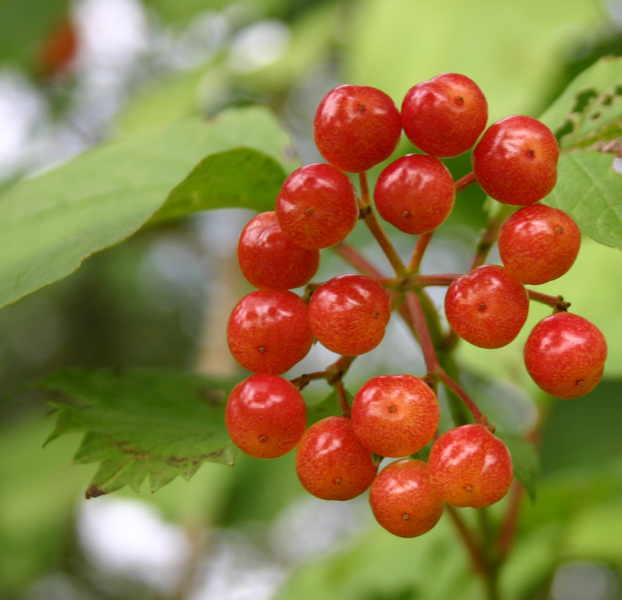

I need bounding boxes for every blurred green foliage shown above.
[0,0,622,599]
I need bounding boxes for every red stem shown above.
[333,242,385,279]
[446,506,487,576]
[436,370,490,429]
[498,481,523,558]
[358,172,407,277]
[528,290,570,311]
[455,171,477,193]
[408,232,434,274]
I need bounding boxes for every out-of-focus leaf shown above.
[40,368,239,497]
[347,0,603,121]
[305,388,346,426]
[0,0,71,67]
[497,434,540,501]
[273,517,482,600]
[538,380,622,475]
[0,106,296,310]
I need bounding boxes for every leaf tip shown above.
[85,484,107,499]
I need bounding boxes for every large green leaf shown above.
[150,147,286,223]
[545,151,622,248]
[539,56,622,149]
[537,57,622,249]
[0,106,296,311]
[40,368,239,497]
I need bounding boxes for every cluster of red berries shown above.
[225,73,607,538]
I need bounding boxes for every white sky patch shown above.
[77,497,192,594]
[227,20,290,73]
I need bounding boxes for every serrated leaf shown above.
[540,56,622,150]
[545,152,622,249]
[497,433,540,501]
[0,106,296,311]
[39,368,239,497]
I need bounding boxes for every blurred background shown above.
[1,0,622,599]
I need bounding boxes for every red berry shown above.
[369,459,444,537]
[314,85,402,173]
[524,312,607,399]
[444,265,529,349]
[472,116,559,206]
[374,154,455,235]
[428,424,513,509]
[295,416,378,501]
[275,163,359,249]
[225,374,307,459]
[237,212,320,289]
[401,73,488,157]
[309,274,391,356]
[351,374,440,457]
[498,204,581,285]
[227,290,314,375]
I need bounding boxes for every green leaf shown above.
[0,106,296,311]
[545,152,622,249]
[497,433,540,501]
[537,57,622,249]
[540,56,622,150]
[305,388,346,426]
[39,368,239,497]
[347,0,603,122]
[151,148,287,223]
[0,0,71,67]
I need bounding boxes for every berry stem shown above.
[405,291,442,374]
[455,170,477,193]
[446,506,488,577]
[334,379,351,417]
[405,290,489,427]
[333,242,384,279]
[358,172,408,277]
[408,232,434,274]
[497,481,523,558]
[411,273,459,287]
[470,204,513,271]
[436,370,490,429]
[527,290,570,312]
[290,355,356,390]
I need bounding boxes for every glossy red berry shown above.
[374,154,456,235]
[444,265,529,349]
[428,424,513,509]
[369,459,444,537]
[314,85,402,173]
[498,204,581,285]
[401,73,488,157]
[275,163,359,249]
[227,289,314,375]
[309,274,391,356]
[237,212,320,289]
[472,116,559,206]
[225,374,307,459]
[524,312,607,399]
[351,374,440,457]
[295,416,378,501]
